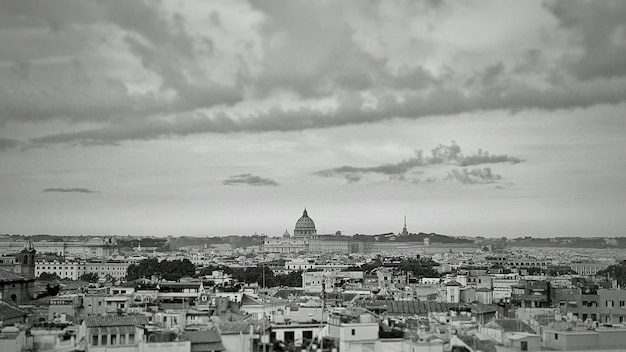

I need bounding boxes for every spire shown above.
[303,208,308,217]
[401,215,408,236]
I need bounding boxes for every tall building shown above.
[400,216,409,236]
[0,241,36,305]
[0,240,37,279]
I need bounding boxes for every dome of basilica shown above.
[294,208,317,237]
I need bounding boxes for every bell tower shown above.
[19,240,36,279]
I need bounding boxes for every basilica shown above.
[263,209,317,253]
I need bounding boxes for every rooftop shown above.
[0,269,31,283]
[0,301,26,321]
[84,315,149,327]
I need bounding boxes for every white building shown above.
[327,308,379,352]
[263,209,318,253]
[302,271,364,292]
[0,237,118,258]
[285,259,315,271]
[36,261,85,280]
[35,260,132,280]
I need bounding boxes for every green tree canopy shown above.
[38,272,61,281]
[80,272,100,283]
[127,258,196,281]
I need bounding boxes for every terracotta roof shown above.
[184,328,223,343]
[0,301,26,321]
[84,315,149,327]
[274,289,308,299]
[360,300,462,315]
[490,319,535,333]
[0,269,31,283]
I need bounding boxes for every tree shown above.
[126,258,196,281]
[274,271,303,287]
[343,260,383,273]
[80,273,100,283]
[397,258,440,278]
[38,272,61,281]
[598,262,626,287]
[46,283,60,296]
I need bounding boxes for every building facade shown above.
[264,209,318,253]
[0,237,118,259]
[0,241,37,279]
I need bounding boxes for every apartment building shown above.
[36,260,131,280]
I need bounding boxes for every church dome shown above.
[294,208,317,237]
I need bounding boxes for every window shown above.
[351,329,356,336]
[92,335,99,346]
[110,334,117,345]
[554,333,558,340]
[607,300,614,307]
[620,301,625,307]
[521,341,528,351]
[120,335,126,345]
[284,331,295,342]
[128,334,135,344]
[303,330,313,340]
[101,335,107,345]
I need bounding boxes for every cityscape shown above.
[2,1,626,352]
[2,208,626,352]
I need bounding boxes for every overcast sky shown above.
[1,0,625,238]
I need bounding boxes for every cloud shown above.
[458,149,522,167]
[43,188,98,193]
[1,1,626,147]
[28,73,626,146]
[223,174,278,187]
[0,138,22,151]
[315,142,522,185]
[546,0,626,80]
[441,167,502,185]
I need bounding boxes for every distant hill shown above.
[352,232,474,244]
[507,236,626,248]
[166,235,265,250]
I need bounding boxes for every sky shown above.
[1,0,626,238]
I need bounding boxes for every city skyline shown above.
[1,1,626,237]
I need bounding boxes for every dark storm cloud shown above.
[0,138,22,151]
[2,0,626,147]
[223,174,278,187]
[315,143,521,185]
[43,188,97,193]
[546,0,626,80]
[0,0,242,128]
[29,68,626,146]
